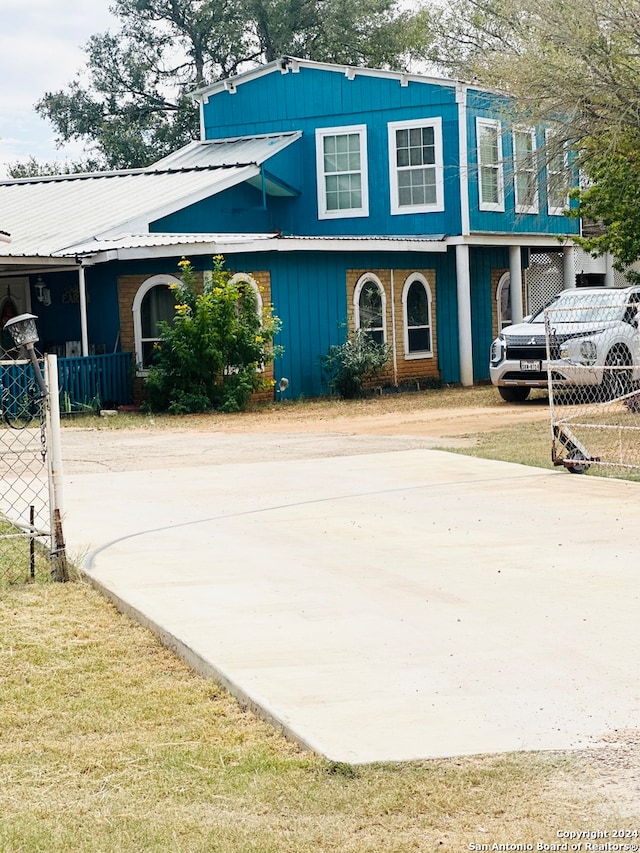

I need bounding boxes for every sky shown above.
[0,0,119,178]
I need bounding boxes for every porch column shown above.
[78,265,89,356]
[509,245,524,323]
[563,245,576,289]
[605,252,615,288]
[456,244,474,387]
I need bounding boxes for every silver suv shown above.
[489,286,640,402]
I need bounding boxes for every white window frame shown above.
[402,274,434,359]
[224,272,263,316]
[132,273,182,375]
[388,118,444,215]
[512,128,539,214]
[353,273,387,344]
[476,118,505,212]
[316,124,369,220]
[545,129,569,216]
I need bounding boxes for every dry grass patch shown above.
[0,581,620,853]
[64,385,517,432]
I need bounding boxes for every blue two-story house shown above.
[0,57,579,404]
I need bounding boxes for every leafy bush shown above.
[322,330,390,399]
[144,256,282,413]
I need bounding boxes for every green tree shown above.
[144,255,283,413]
[33,0,431,171]
[6,156,103,180]
[430,0,640,266]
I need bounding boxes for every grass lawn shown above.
[0,583,614,853]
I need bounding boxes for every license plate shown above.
[520,359,541,372]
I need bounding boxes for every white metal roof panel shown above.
[0,132,302,258]
[153,132,302,170]
[0,166,257,257]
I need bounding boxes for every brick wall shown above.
[117,269,275,406]
[346,268,440,389]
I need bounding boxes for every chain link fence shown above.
[1,356,67,584]
[544,289,640,475]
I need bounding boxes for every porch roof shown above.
[68,231,449,263]
[0,133,301,261]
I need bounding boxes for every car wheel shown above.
[498,386,531,403]
[602,347,632,401]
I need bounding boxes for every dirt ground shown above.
[61,391,553,473]
[59,389,640,815]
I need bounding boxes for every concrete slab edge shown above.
[79,568,344,765]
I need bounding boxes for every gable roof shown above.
[0,132,301,260]
[192,57,460,104]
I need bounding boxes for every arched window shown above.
[354,275,386,344]
[402,275,433,358]
[132,274,182,371]
[227,272,263,317]
[496,272,512,330]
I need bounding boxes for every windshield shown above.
[533,291,626,324]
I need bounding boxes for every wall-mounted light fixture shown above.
[34,275,52,307]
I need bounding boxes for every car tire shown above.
[498,386,531,403]
[602,347,632,401]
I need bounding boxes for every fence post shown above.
[45,354,69,581]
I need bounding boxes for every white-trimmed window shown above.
[388,118,444,214]
[545,130,569,215]
[513,128,539,214]
[132,273,181,372]
[402,275,433,358]
[316,124,369,219]
[354,274,386,344]
[477,118,504,212]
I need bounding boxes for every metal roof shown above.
[0,133,301,259]
[67,232,448,265]
[153,132,301,170]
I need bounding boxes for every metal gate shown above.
[0,355,67,583]
[544,290,640,475]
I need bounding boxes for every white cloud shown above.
[0,0,118,177]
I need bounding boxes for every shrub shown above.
[144,256,282,413]
[321,330,390,399]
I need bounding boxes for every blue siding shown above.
[202,66,463,238]
[113,249,461,397]
[469,247,509,381]
[30,267,121,356]
[465,89,580,237]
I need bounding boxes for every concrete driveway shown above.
[62,431,640,763]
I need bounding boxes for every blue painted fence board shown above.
[57,353,133,410]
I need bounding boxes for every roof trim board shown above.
[192,57,460,103]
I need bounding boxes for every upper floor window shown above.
[545,131,569,215]
[402,275,433,358]
[388,118,444,214]
[133,273,181,372]
[354,275,386,344]
[513,129,539,214]
[316,125,369,219]
[477,118,504,212]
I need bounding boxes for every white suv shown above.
[489,286,640,402]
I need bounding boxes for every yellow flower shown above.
[255,334,263,343]
[178,258,191,269]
